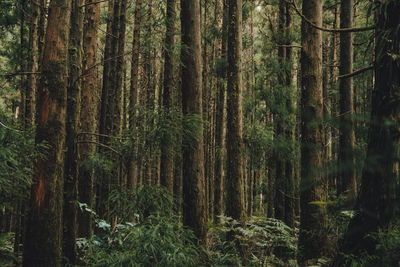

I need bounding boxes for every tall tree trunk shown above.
[331,6,339,192]
[213,0,226,221]
[14,0,27,256]
[26,0,39,125]
[174,69,183,214]
[63,0,84,264]
[78,0,101,239]
[226,0,246,225]
[274,0,287,222]
[298,0,328,263]
[113,0,127,137]
[38,0,47,63]
[19,0,26,123]
[127,0,142,189]
[338,0,357,205]
[283,1,295,228]
[143,0,154,186]
[339,0,400,260]
[98,0,124,218]
[160,0,178,193]
[98,0,115,220]
[23,0,71,266]
[181,0,207,242]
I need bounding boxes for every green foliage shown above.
[243,120,273,169]
[342,226,400,266]
[0,232,15,265]
[109,185,174,223]
[84,153,113,174]
[0,113,35,208]
[80,186,200,267]
[182,113,205,149]
[208,216,298,266]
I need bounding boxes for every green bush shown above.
[208,216,298,266]
[344,226,400,266]
[80,186,201,267]
[0,113,36,209]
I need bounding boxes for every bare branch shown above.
[79,0,109,8]
[288,0,375,33]
[77,140,122,156]
[78,131,126,140]
[338,65,374,80]
[0,72,41,77]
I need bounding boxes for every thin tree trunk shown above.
[274,0,287,222]
[63,0,84,263]
[338,0,357,205]
[160,0,178,193]
[226,0,246,225]
[283,1,295,228]
[26,0,39,125]
[213,0,226,221]
[78,0,101,238]
[127,0,142,190]
[98,0,114,220]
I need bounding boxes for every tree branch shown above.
[79,0,109,8]
[288,0,375,33]
[78,131,125,140]
[0,72,41,77]
[77,140,122,156]
[338,65,374,80]
[0,121,25,133]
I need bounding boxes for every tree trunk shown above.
[78,0,101,238]
[339,0,400,260]
[338,0,357,205]
[63,0,83,263]
[97,0,114,220]
[160,0,178,193]
[26,0,39,125]
[283,2,295,228]
[298,0,328,263]
[213,0,226,221]
[274,0,287,222]
[226,0,246,225]
[127,0,142,190]
[181,0,207,242]
[23,0,71,266]
[113,0,127,137]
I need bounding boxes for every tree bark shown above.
[23,0,71,266]
[97,0,115,220]
[338,0,357,205]
[298,0,329,263]
[226,0,246,225]
[26,0,40,125]
[63,0,84,263]
[160,0,178,193]
[213,0,226,221]
[181,0,207,242]
[338,0,400,260]
[78,0,101,238]
[127,0,142,190]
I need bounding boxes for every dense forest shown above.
[0,0,399,266]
